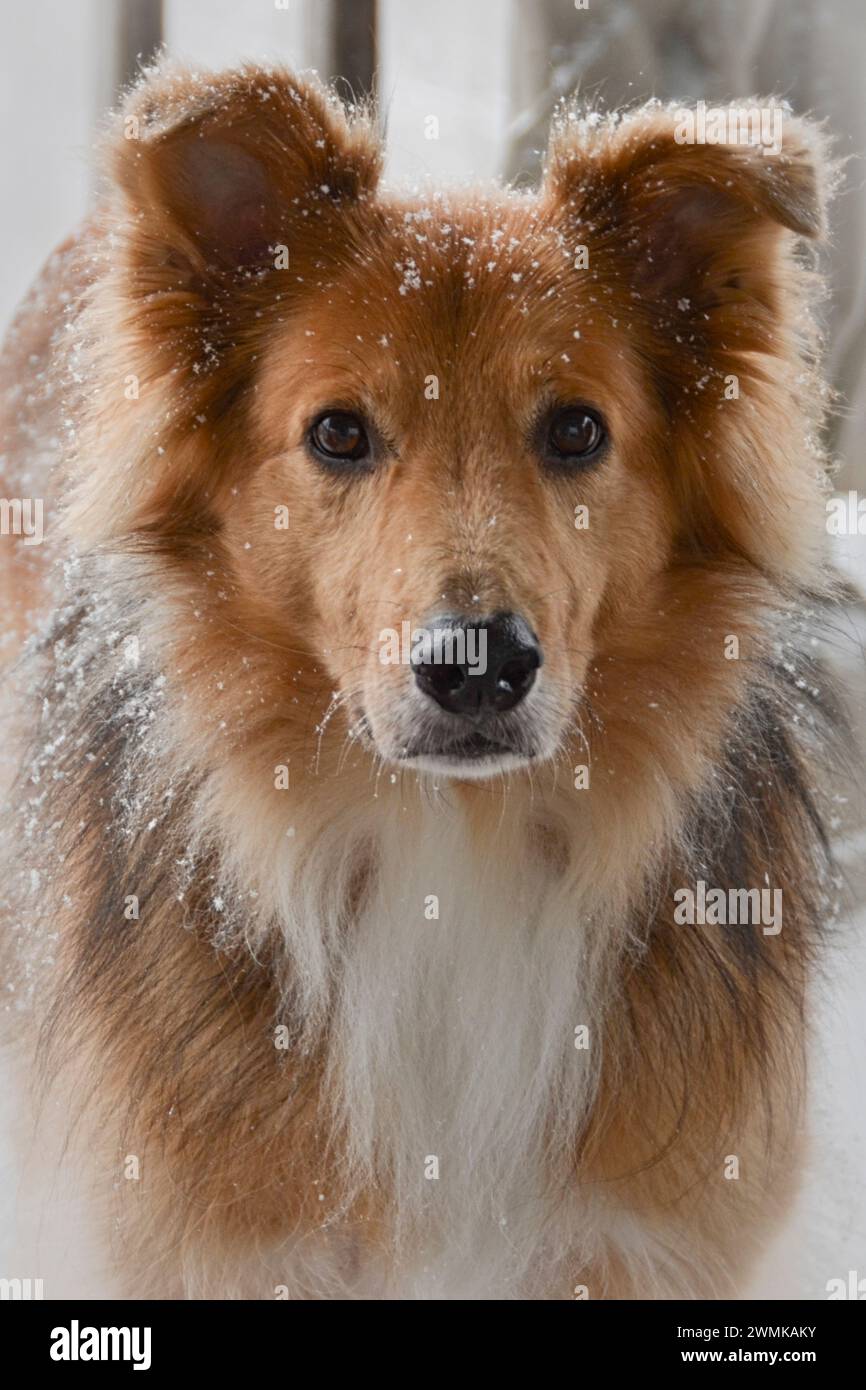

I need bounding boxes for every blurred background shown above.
[0,0,863,1298]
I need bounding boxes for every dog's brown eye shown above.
[546,407,606,466]
[309,411,370,465]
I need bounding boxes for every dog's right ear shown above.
[67,66,381,548]
[110,63,382,285]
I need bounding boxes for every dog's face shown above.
[85,69,826,781]
[247,201,669,777]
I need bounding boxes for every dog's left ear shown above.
[543,104,836,582]
[543,102,829,324]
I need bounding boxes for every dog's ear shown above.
[110,63,381,284]
[543,104,836,583]
[68,66,381,548]
[543,102,828,327]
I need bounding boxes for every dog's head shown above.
[74,68,830,781]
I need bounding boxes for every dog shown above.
[0,64,846,1299]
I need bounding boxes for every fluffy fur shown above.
[0,64,849,1299]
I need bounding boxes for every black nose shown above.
[412,612,541,716]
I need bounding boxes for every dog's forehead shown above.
[300,190,613,376]
[368,192,573,295]
[266,189,641,420]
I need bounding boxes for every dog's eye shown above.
[309,411,370,465]
[545,407,607,466]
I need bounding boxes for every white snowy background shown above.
[0,0,863,1300]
